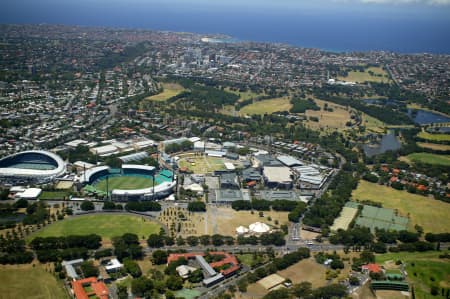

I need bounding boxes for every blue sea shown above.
[2,0,450,54]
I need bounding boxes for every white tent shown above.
[236,226,249,235]
[249,222,270,234]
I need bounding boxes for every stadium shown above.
[81,164,176,201]
[0,150,66,184]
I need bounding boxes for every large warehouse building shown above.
[0,150,66,184]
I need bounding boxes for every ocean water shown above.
[2,1,450,54]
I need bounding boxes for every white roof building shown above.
[249,222,270,234]
[236,226,249,235]
[105,258,123,273]
[17,188,42,199]
[176,265,197,279]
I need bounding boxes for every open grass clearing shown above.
[27,214,161,242]
[239,96,292,115]
[145,82,185,101]
[376,251,450,299]
[303,98,352,132]
[361,113,386,133]
[417,142,450,151]
[338,66,391,83]
[0,264,69,299]
[39,191,70,200]
[93,176,154,192]
[403,152,450,166]
[417,131,450,142]
[352,180,450,233]
[225,88,265,102]
[206,206,289,236]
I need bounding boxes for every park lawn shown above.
[39,191,70,200]
[94,176,154,191]
[376,251,450,299]
[27,214,161,242]
[0,264,69,299]
[225,88,264,102]
[352,180,450,233]
[146,82,185,101]
[417,131,450,142]
[304,98,352,132]
[417,142,450,152]
[239,96,292,115]
[404,153,450,166]
[178,155,226,174]
[362,113,386,133]
[338,66,391,83]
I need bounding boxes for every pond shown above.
[408,109,450,125]
[363,132,401,157]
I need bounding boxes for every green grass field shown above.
[352,180,450,233]
[39,191,70,200]
[178,155,226,174]
[94,176,154,191]
[225,88,265,102]
[338,66,391,83]
[376,251,450,299]
[417,131,450,142]
[404,153,450,166]
[0,264,69,299]
[239,96,292,115]
[146,82,185,101]
[27,214,161,241]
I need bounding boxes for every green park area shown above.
[352,180,450,233]
[39,191,70,200]
[225,87,265,102]
[93,175,154,192]
[376,251,450,299]
[239,96,292,115]
[417,131,450,142]
[338,66,391,83]
[404,153,450,166]
[146,82,185,101]
[27,214,161,242]
[0,264,69,299]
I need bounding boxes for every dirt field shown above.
[178,154,227,174]
[278,258,328,287]
[417,142,450,151]
[304,98,352,132]
[207,206,289,236]
[330,206,359,231]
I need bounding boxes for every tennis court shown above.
[355,205,408,232]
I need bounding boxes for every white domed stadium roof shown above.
[236,226,249,235]
[249,222,270,234]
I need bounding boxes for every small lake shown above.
[363,132,401,157]
[408,109,450,125]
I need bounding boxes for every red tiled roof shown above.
[72,277,109,299]
[362,263,382,273]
